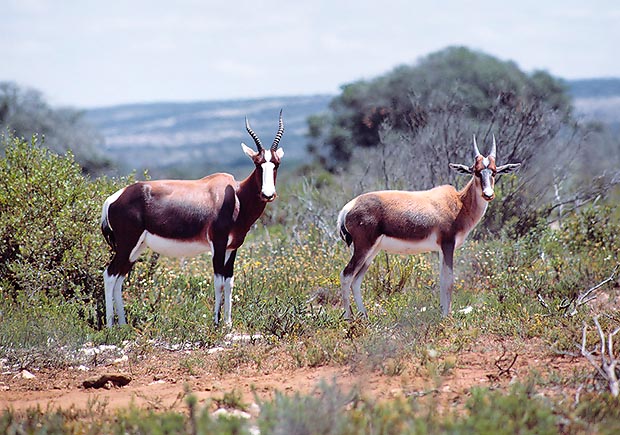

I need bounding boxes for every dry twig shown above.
[580,316,620,397]
[495,344,519,377]
[567,264,619,316]
[538,264,619,316]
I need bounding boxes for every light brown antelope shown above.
[101,112,285,327]
[337,136,520,318]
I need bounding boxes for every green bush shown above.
[455,383,558,434]
[576,393,620,434]
[1,376,617,433]
[0,134,128,327]
[456,205,619,325]
[257,380,358,435]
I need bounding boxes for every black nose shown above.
[261,193,275,202]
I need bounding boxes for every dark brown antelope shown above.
[101,112,285,327]
[337,136,520,318]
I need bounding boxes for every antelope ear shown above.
[241,142,258,158]
[275,148,284,159]
[496,163,521,174]
[449,163,472,174]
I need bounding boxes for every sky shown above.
[2,0,619,108]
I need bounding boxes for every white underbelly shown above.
[378,234,440,255]
[144,233,211,258]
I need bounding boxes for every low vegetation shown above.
[1,132,619,432]
[1,47,620,433]
[2,381,620,434]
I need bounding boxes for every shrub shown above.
[0,134,128,327]
[257,380,358,435]
[455,383,558,434]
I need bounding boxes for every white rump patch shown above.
[378,233,440,255]
[337,198,358,229]
[101,187,126,230]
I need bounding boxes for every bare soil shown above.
[0,336,591,414]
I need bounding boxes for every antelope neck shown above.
[458,176,489,222]
[236,168,268,223]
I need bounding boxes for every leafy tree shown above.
[0,135,125,327]
[307,46,620,236]
[0,81,110,174]
[308,46,572,172]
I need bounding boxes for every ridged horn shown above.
[271,109,284,151]
[490,135,497,159]
[473,135,482,159]
[245,117,263,152]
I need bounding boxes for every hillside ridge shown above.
[86,79,619,178]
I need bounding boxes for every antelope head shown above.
[449,135,521,201]
[241,110,285,202]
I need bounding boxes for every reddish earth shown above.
[0,336,592,414]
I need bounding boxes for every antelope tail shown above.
[337,207,353,247]
[100,201,116,250]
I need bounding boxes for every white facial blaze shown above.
[480,158,495,198]
[481,170,495,198]
[261,150,277,198]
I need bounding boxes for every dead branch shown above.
[563,264,619,317]
[547,171,620,217]
[537,293,550,311]
[580,316,620,397]
[495,345,519,377]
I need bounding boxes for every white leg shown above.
[351,263,371,318]
[351,247,380,318]
[439,263,454,316]
[223,276,234,327]
[439,243,455,316]
[340,272,354,320]
[341,244,380,320]
[213,274,224,325]
[113,275,126,325]
[104,269,117,327]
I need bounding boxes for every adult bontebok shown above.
[337,136,521,318]
[101,112,285,327]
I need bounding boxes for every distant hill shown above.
[85,95,331,179]
[567,78,620,130]
[566,78,620,98]
[86,79,619,178]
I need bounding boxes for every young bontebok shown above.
[101,112,285,327]
[337,136,520,318]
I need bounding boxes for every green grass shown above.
[3,381,618,434]
[2,136,620,432]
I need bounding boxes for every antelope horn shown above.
[271,109,284,151]
[490,135,497,159]
[245,117,263,152]
[473,135,482,159]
